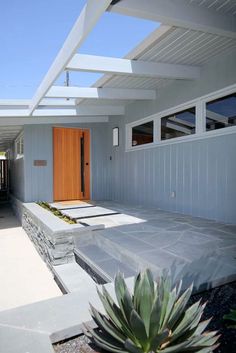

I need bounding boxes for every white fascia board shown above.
[0,116,109,126]
[67,54,200,80]
[109,0,236,38]
[46,86,156,100]
[29,0,113,115]
[0,105,124,117]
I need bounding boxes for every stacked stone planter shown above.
[21,203,102,270]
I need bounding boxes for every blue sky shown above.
[0,1,158,99]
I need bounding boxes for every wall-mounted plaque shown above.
[34,160,47,167]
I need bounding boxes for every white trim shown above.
[196,101,206,134]
[126,125,236,152]
[126,83,236,152]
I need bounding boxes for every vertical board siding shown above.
[109,117,236,224]
[107,49,236,224]
[24,125,53,202]
[24,123,111,202]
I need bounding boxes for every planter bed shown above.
[53,281,236,353]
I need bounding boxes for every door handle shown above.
[86,162,89,166]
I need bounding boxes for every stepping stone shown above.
[50,202,93,210]
[63,206,118,219]
[80,214,144,228]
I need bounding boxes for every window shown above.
[132,121,153,146]
[161,107,196,140]
[113,127,119,147]
[15,134,24,158]
[206,93,236,131]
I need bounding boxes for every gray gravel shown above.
[54,281,236,353]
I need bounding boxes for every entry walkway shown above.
[71,201,236,292]
[0,205,61,311]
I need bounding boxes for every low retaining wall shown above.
[22,204,76,268]
[19,202,103,269]
[22,211,74,267]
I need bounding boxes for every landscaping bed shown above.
[54,281,236,353]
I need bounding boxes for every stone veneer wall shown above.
[22,211,74,269]
[11,199,103,271]
[20,203,79,270]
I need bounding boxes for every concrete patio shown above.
[56,200,236,293]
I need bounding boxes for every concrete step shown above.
[93,229,160,275]
[52,262,97,294]
[74,242,136,283]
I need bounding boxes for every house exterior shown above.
[1,0,236,224]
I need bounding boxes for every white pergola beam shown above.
[109,0,236,38]
[66,54,200,80]
[168,116,195,127]
[165,122,192,134]
[0,106,124,117]
[29,0,113,115]
[206,110,228,124]
[0,116,109,126]
[46,86,156,100]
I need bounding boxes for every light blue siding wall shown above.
[108,49,236,224]
[109,123,236,223]
[23,123,111,202]
[24,125,53,202]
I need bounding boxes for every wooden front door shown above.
[53,127,90,201]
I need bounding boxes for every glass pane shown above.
[206,93,236,131]
[132,121,153,146]
[161,107,196,140]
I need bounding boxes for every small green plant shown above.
[84,269,219,353]
[224,308,236,328]
[38,201,76,224]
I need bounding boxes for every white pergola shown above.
[0,0,236,148]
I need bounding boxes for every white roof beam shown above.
[0,99,77,108]
[66,54,200,80]
[29,0,113,115]
[168,116,195,127]
[46,86,156,100]
[0,105,124,117]
[0,116,109,126]
[206,110,228,124]
[165,122,192,134]
[109,0,236,38]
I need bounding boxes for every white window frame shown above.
[126,84,236,152]
[15,132,24,159]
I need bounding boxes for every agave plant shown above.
[224,308,236,328]
[84,269,219,353]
